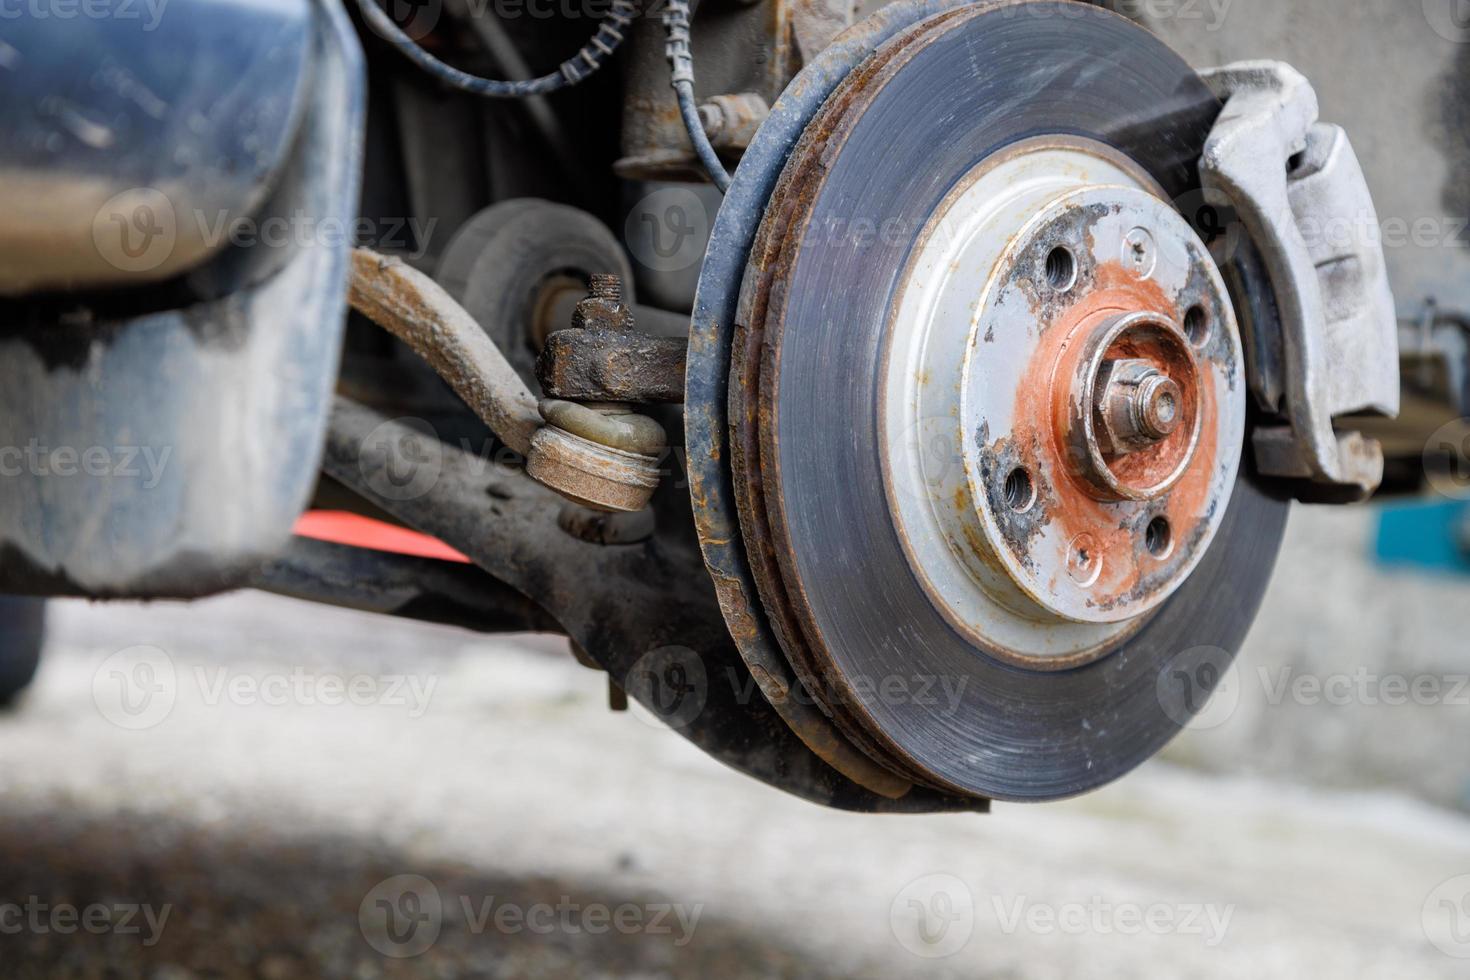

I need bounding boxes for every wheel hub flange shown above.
[887,154,1245,650]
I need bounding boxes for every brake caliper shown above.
[1200,61,1400,500]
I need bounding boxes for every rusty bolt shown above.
[1134,374,1182,440]
[572,274,635,332]
[1095,359,1182,454]
[698,103,723,136]
[588,274,621,301]
[698,93,769,151]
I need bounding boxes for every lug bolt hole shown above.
[1145,516,1173,559]
[1044,246,1078,292]
[1183,305,1210,346]
[1003,467,1036,513]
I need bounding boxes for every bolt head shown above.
[1094,359,1181,454]
[1122,226,1158,279]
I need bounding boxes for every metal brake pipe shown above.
[348,248,542,457]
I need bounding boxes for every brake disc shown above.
[692,0,1289,802]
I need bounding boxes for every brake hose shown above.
[355,0,638,97]
[663,0,733,191]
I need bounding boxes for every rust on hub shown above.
[1063,308,1205,502]
[1006,259,1223,613]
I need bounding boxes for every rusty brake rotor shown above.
[693,0,1289,802]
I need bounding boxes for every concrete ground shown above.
[0,506,1468,978]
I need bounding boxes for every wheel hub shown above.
[885,143,1244,663]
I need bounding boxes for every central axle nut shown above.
[1136,374,1182,439]
[1062,312,1204,502]
[1095,360,1184,453]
